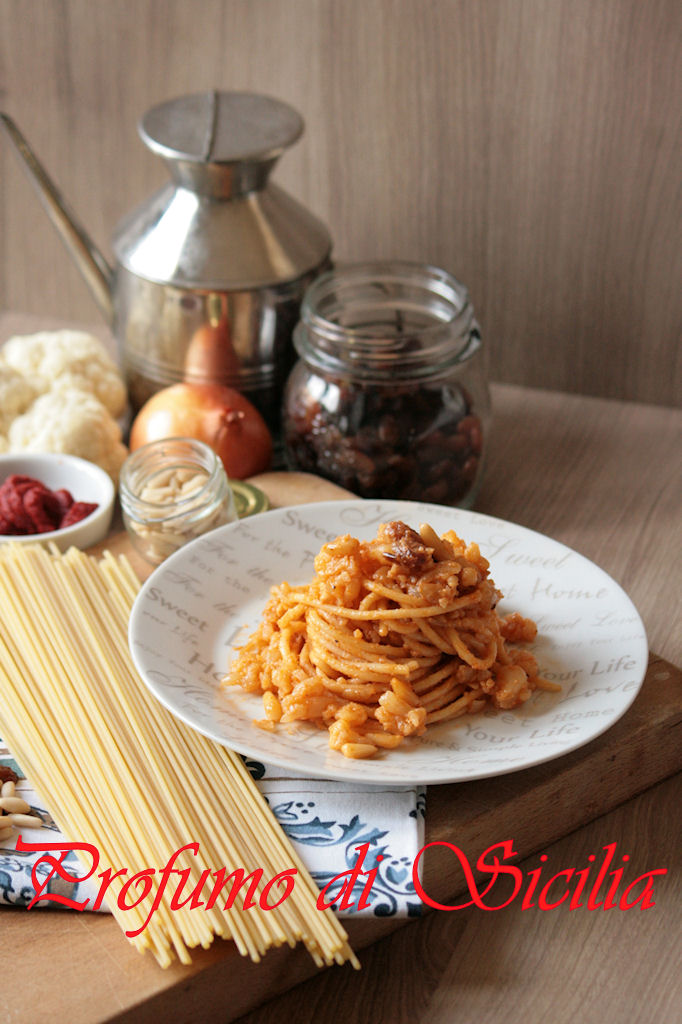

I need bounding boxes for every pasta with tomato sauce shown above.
[224,521,559,759]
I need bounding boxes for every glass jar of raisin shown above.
[283,262,490,507]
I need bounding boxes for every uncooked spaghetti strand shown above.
[15,547,222,959]
[68,551,313,959]
[95,550,355,964]
[0,543,358,969]
[0,570,175,957]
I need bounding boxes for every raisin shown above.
[284,379,484,505]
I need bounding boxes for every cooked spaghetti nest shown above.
[224,521,560,760]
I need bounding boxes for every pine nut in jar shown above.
[119,438,237,565]
[283,262,491,507]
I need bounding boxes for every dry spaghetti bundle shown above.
[227,521,559,759]
[0,541,357,969]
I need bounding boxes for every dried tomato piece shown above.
[60,501,98,529]
[0,475,96,534]
[24,485,62,533]
[0,512,18,535]
[4,474,42,493]
[53,488,74,517]
[0,479,36,533]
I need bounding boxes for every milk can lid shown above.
[139,91,304,165]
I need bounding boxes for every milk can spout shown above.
[0,112,114,325]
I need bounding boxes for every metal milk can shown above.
[1,91,332,436]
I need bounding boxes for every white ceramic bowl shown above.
[0,452,115,551]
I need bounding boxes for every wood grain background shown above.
[0,0,680,406]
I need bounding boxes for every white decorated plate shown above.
[128,500,648,785]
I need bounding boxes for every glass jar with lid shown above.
[282,262,491,507]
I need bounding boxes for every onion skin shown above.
[129,383,273,479]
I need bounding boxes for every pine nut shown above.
[341,742,379,759]
[0,780,16,797]
[0,796,31,814]
[263,691,282,721]
[181,474,206,494]
[149,468,176,487]
[390,677,420,706]
[381,691,413,717]
[6,812,42,829]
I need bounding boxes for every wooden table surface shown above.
[1,314,680,1024]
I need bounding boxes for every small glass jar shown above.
[283,262,491,507]
[119,437,237,565]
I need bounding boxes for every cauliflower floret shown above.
[0,365,38,435]
[0,330,126,418]
[8,387,128,484]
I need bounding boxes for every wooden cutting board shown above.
[95,468,681,896]
[7,470,679,1024]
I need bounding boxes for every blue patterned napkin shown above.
[0,741,425,919]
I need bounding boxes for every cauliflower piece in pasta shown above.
[8,387,128,483]
[0,330,126,418]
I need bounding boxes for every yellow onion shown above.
[129,383,272,480]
